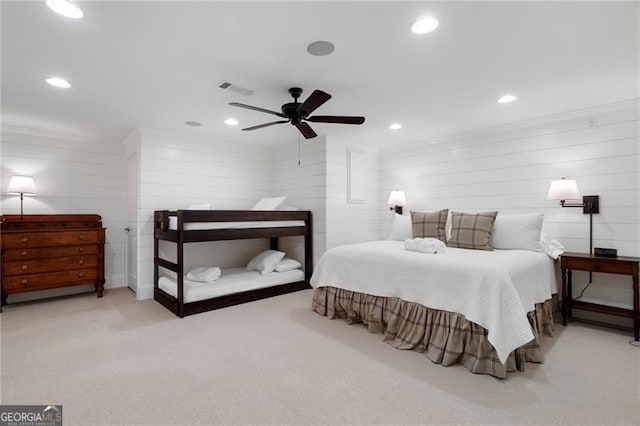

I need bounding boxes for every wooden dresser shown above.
[1,214,106,307]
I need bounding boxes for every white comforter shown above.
[310,240,557,364]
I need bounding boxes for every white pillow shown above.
[492,213,544,251]
[278,205,299,211]
[186,203,214,210]
[251,196,286,210]
[540,232,564,259]
[246,249,286,274]
[275,258,302,272]
[387,213,412,241]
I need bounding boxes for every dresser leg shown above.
[1,293,7,307]
[95,281,105,298]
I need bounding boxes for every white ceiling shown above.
[2,1,638,147]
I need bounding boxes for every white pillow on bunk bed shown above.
[246,250,286,274]
[275,258,302,272]
[186,203,215,210]
[251,196,286,210]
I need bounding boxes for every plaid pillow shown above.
[448,211,498,250]
[410,209,448,243]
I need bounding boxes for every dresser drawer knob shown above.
[21,251,28,256]
[20,278,28,285]
[79,247,84,253]
[21,237,28,243]
[21,265,28,271]
[79,235,85,240]
[78,272,84,277]
[78,259,84,265]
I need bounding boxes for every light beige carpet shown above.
[1,288,638,425]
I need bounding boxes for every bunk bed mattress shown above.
[158,267,305,303]
[169,217,305,231]
[310,240,557,364]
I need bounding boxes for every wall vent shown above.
[219,82,254,96]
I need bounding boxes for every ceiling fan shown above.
[228,87,365,139]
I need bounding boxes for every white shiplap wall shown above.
[325,136,379,250]
[379,100,639,317]
[134,128,273,299]
[271,137,327,267]
[0,127,127,302]
[271,136,379,267]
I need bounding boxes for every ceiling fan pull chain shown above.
[298,132,301,166]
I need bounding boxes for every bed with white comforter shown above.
[310,240,557,377]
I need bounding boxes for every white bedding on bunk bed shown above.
[168,217,305,231]
[310,240,557,364]
[159,267,305,303]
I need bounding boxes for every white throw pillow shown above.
[540,232,564,259]
[278,205,299,211]
[251,196,286,210]
[274,258,302,272]
[186,203,214,210]
[492,213,544,251]
[246,249,286,274]
[387,213,412,241]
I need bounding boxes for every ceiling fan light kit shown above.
[228,87,365,139]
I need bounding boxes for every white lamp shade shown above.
[7,176,37,195]
[387,190,406,206]
[547,179,580,200]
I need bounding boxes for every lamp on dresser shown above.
[6,175,37,217]
[547,177,599,255]
[387,190,407,215]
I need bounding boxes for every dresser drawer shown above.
[564,258,635,275]
[3,255,98,276]
[3,268,98,293]
[2,230,102,248]
[3,245,98,261]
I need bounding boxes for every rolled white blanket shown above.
[404,238,446,254]
[186,266,222,283]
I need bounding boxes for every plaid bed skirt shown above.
[311,286,555,378]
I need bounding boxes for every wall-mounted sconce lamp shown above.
[7,175,37,217]
[547,177,599,254]
[387,190,406,215]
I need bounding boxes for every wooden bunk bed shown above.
[153,210,312,317]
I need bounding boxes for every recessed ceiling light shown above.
[411,16,439,34]
[185,121,202,127]
[497,94,517,104]
[389,123,402,130]
[45,77,71,88]
[307,41,335,57]
[224,118,239,126]
[46,0,83,19]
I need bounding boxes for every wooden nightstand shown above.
[560,252,640,340]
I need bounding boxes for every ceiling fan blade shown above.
[299,90,332,117]
[307,115,366,125]
[295,122,317,139]
[242,120,289,131]
[229,102,288,118]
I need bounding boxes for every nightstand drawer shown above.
[2,230,102,248]
[3,256,98,276]
[3,268,98,292]
[2,245,98,261]
[563,258,634,275]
